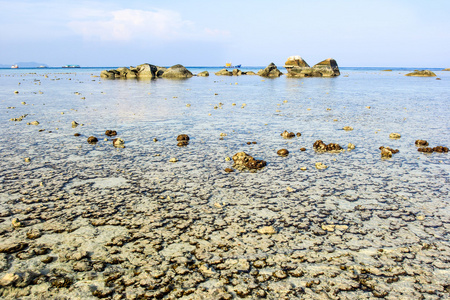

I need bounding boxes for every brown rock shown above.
[281,130,295,138]
[277,149,289,157]
[87,136,98,144]
[418,147,433,153]
[405,70,437,77]
[0,242,28,253]
[300,147,306,151]
[224,168,234,173]
[415,140,429,146]
[177,134,190,141]
[433,146,448,153]
[74,133,80,137]
[105,130,117,137]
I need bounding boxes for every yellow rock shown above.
[300,167,307,171]
[286,187,294,192]
[169,158,178,163]
[257,226,276,234]
[322,224,335,232]
[214,203,222,208]
[416,215,425,221]
[315,162,328,170]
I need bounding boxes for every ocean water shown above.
[0,66,449,298]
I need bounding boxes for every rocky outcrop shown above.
[197,71,209,77]
[257,63,283,77]
[405,70,436,77]
[161,64,193,78]
[101,64,192,79]
[285,57,340,77]
[215,69,233,76]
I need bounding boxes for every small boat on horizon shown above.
[11,64,18,69]
[225,62,241,68]
[62,65,80,68]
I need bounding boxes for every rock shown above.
[87,136,98,144]
[100,70,116,78]
[232,69,243,76]
[281,130,295,138]
[418,147,434,153]
[232,152,266,171]
[27,121,39,125]
[277,149,289,157]
[71,121,79,128]
[380,147,397,158]
[0,273,20,287]
[0,242,28,253]
[348,143,356,150]
[343,126,353,131]
[105,130,117,137]
[11,218,22,227]
[415,139,428,146]
[285,57,340,77]
[112,138,125,148]
[257,226,276,234]
[197,71,209,77]
[257,63,283,77]
[169,158,178,163]
[443,68,450,71]
[135,63,158,78]
[74,133,80,136]
[224,168,234,173]
[177,134,190,141]
[161,64,193,78]
[313,140,343,152]
[24,157,30,163]
[284,55,310,68]
[300,167,307,171]
[246,71,256,75]
[389,133,401,139]
[300,148,306,151]
[433,146,448,153]
[315,162,328,170]
[215,69,232,76]
[405,70,436,77]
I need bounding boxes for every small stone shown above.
[300,167,307,171]
[257,226,276,234]
[24,157,30,163]
[281,130,295,138]
[14,91,19,94]
[105,130,117,137]
[225,157,231,161]
[224,168,234,173]
[417,215,425,221]
[169,158,178,163]
[296,132,301,137]
[300,147,306,151]
[389,133,401,139]
[87,136,98,144]
[186,104,191,107]
[177,134,190,141]
[277,149,289,157]
[322,224,335,232]
[348,143,355,150]
[153,138,158,142]
[112,138,125,148]
[71,121,79,128]
[380,147,393,158]
[286,187,294,192]
[415,140,428,146]
[343,126,353,131]
[28,121,39,126]
[315,162,328,170]
[12,218,22,227]
[273,270,287,279]
[74,133,80,136]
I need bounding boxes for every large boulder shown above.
[156,66,167,77]
[284,55,310,68]
[161,64,193,78]
[257,63,283,77]
[136,63,158,78]
[100,70,117,79]
[312,58,340,77]
[405,70,436,77]
[285,57,340,77]
[215,69,233,76]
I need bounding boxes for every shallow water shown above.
[0,67,449,299]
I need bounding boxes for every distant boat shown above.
[225,63,241,68]
[62,65,80,68]
[11,64,18,69]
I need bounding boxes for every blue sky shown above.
[1,0,449,67]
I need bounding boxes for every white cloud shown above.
[68,8,226,42]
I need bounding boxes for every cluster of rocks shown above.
[215,69,256,76]
[86,130,124,148]
[284,56,340,77]
[280,130,301,138]
[101,64,194,79]
[231,152,267,171]
[379,146,400,158]
[416,140,449,153]
[313,140,343,152]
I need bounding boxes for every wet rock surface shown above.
[0,69,449,300]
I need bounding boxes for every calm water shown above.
[1,66,449,212]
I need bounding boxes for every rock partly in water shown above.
[257,63,283,77]
[232,152,266,171]
[215,69,233,76]
[87,136,98,144]
[177,134,190,147]
[380,146,399,158]
[405,70,436,77]
[197,71,209,77]
[161,64,193,78]
[389,133,401,139]
[112,138,125,148]
[285,57,340,77]
[105,130,117,137]
[281,130,295,139]
[415,140,428,146]
[313,140,343,152]
[315,162,328,170]
[277,149,289,157]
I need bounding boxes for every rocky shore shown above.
[0,68,449,299]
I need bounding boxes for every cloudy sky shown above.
[1,0,449,67]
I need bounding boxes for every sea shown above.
[0,65,449,298]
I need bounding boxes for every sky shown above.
[1,0,449,67]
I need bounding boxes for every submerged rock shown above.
[405,70,436,77]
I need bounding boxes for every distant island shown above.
[0,61,49,68]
